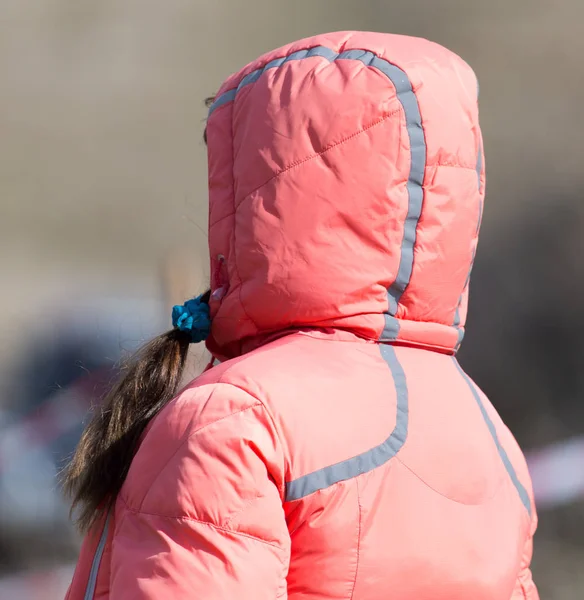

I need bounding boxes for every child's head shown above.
[204,31,483,360]
[65,32,484,531]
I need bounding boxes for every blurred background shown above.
[1,1,583,598]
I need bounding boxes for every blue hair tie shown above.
[172,294,211,343]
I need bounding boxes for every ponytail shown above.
[63,292,211,533]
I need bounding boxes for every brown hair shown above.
[63,330,187,532]
[64,99,216,533]
[63,296,211,533]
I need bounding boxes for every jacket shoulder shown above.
[120,376,280,514]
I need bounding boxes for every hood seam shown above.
[230,99,259,340]
[236,107,402,204]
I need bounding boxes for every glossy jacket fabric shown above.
[66,32,538,599]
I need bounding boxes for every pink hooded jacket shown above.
[66,32,538,599]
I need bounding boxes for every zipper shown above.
[83,512,111,600]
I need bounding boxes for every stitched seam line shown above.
[222,492,263,528]
[276,538,291,599]
[210,209,236,229]
[349,478,362,600]
[395,454,502,506]
[430,162,478,170]
[119,494,283,549]
[214,377,288,500]
[238,107,402,203]
[229,103,258,336]
[137,400,262,511]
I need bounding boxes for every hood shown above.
[205,31,484,360]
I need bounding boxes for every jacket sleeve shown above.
[511,508,539,599]
[109,383,290,600]
[508,426,539,600]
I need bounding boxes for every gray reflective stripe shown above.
[208,46,338,116]
[380,310,400,341]
[366,55,426,315]
[83,513,111,600]
[453,306,462,330]
[208,45,426,332]
[452,359,532,516]
[455,323,465,349]
[476,144,483,192]
[285,344,408,501]
[453,304,462,329]
[208,89,236,116]
[452,247,476,329]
